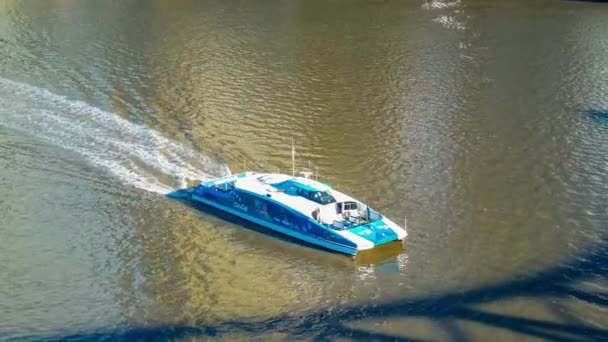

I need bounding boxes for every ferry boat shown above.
[169,172,407,255]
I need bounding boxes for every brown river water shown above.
[1,0,607,340]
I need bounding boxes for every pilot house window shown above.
[344,202,357,211]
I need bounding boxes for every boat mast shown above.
[291,138,295,176]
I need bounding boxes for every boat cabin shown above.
[315,201,382,230]
[260,176,383,230]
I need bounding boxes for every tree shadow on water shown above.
[13,239,608,342]
[299,242,608,341]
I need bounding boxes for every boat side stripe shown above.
[335,230,374,250]
[191,195,358,255]
[234,188,358,249]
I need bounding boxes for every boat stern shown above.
[383,217,408,240]
[338,218,407,252]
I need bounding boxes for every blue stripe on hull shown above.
[191,195,358,255]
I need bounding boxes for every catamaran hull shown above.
[191,193,360,255]
[168,172,407,255]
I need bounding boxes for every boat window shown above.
[344,202,357,210]
[213,181,235,192]
[276,180,336,204]
[296,188,309,197]
[312,191,336,205]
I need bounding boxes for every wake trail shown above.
[0,78,230,194]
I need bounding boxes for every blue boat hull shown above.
[191,194,358,255]
[167,171,407,255]
[168,186,359,255]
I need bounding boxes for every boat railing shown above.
[321,207,383,231]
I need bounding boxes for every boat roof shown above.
[218,172,355,218]
[271,178,331,192]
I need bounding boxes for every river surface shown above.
[1,0,607,341]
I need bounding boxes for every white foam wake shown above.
[0,78,231,194]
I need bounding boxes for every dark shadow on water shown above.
[14,237,608,341]
[566,0,608,3]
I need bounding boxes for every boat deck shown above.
[206,172,354,222]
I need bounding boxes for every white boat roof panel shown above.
[230,172,356,218]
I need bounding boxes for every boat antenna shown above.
[291,138,295,176]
